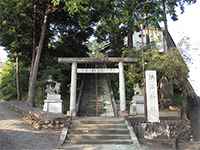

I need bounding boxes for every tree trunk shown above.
[15,53,21,101]
[30,0,37,80]
[162,0,168,32]
[162,0,170,52]
[28,0,37,103]
[145,20,150,46]
[127,31,133,48]
[140,24,145,48]
[27,8,49,106]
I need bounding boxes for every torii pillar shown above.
[119,61,126,115]
[69,62,77,116]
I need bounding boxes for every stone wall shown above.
[128,117,192,149]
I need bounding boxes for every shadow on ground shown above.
[0,129,60,150]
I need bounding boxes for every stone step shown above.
[69,134,131,140]
[78,112,98,115]
[78,114,103,117]
[84,102,100,104]
[73,119,124,124]
[70,128,130,134]
[69,139,133,144]
[85,103,104,106]
[80,109,104,112]
[79,104,102,107]
[78,110,99,113]
[81,99,96,102]
[86,100,105,103]
[79,109,103,112]
[72,123,127,128]
[81,98,96,101]
[84,105,104,108]
[79,110,105,115]
[73,117,124,121]
[82,88,96,91]
[81,95,96,98]
[59,144,138,150]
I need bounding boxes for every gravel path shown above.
[0,101,61,150]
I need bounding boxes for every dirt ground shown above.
[0,101,61,150]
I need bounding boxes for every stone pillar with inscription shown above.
[70,62,77,116]
[145,70,160,122]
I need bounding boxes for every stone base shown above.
[119,111,128,117]
[43,99,62,113]
[47,94,61,99]
[129,103,136,115]
[136,104,145,115]
[131,95,145,115]
[66,110,76,117]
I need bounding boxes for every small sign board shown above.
[77,68,119,74]
[145,70,160,122]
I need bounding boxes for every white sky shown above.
[168,0,200,48]
[0,46,7,62]
[168,0,200,96]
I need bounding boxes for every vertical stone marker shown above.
[145,70,160,122]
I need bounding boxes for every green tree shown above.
[0,60,29,100]
[0,0,196,106]
[123,47,188,104]
[0,61,16,100]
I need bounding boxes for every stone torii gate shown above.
[58,57,136,116]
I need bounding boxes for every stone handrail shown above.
[108,79,119,117]
[57,127,69,146]
[75,80,84,116]
[111,89,119,117]
[125,120,141,148]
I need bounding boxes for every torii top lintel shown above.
[58,57,136,64]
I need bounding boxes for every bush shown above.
[0,61,16,100]
[0,60,30,101]
[172,94,186,106]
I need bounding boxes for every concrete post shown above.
[70,62,77,116]
[118,62,126,112]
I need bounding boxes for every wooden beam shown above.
[58,57,136,64]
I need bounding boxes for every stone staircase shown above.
[78,75,114,117]
[60,117,140,150]
[58,73,141,149]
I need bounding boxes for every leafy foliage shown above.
[0,61,16,100]
[144,49,188,85]
[122,48,189,103]
[165,0,196,20]
[0,60,30,100]
[87,40,106,58]
[0,0,32,61]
